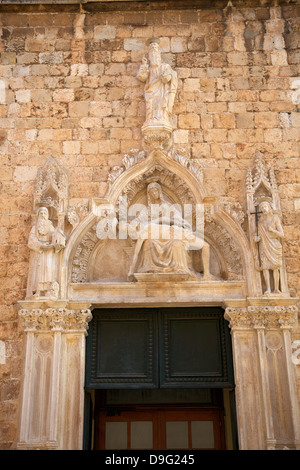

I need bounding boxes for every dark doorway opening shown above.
[83,307,238,449]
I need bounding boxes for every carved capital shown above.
[19,308,92,334]
[225,304,298,330]
[224,307,251,329]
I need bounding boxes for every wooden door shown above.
[96,407,225,450]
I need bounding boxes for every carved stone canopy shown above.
[34,158,68,217]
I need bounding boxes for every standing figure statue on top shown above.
[137,38,178,149]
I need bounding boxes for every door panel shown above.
[160,410,222,450]
[96,408,224,450]
[99,411,159,450]
[85,308,234,390]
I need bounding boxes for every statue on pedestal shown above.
[128,182,214,281]
[255,201,284,295]
[28,206,66,299]
[137,38,178,149]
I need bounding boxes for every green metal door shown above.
[85,307,234,389]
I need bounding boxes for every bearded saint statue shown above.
[137,39,178,126]
[28,206,65,298]
[255,201,284,294]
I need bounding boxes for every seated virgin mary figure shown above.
[128,182,213,281]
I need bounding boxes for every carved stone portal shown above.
[18,37,299,451]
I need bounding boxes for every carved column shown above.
[17,304,92,450]
[225,300,300,450]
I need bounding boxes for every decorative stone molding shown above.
[224,304,298,330]
[221,198,245,226]
[224,307,251,329]
[169,148,204,184]
[107,148,147,186]
[246,153,279,207]
[204,214,244,280]
[19,307,92,334]
[67,202,89,232]
[121,163,195,206]
[224,299,300,450]
[34,157,68,225]
[71,224,98,283]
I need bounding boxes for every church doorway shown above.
[93,388,235,450]
[84,307,237,450]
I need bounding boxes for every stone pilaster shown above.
[17,303,92,450]
[224,299,299,450]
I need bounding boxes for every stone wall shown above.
[0,0,299,449]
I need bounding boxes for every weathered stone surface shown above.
[0,0,299,451]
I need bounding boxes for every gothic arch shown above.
[60,148,256,300]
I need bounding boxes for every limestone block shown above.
[62,141,80,155]
[15,89,31,103]
[53,89,75,102]
[68,102,89,118]
[124,39,145,51]
[173,129,189,144]
[178,113,200,129]
[271,50,288,66]
[94,25,116,40]
[236,112,254,129]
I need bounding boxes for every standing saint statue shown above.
[137,38,178,126]
[255,201,284,294]
[128,182,214,281]
[28,206,66,298]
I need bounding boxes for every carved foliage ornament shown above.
[67,202,89,232]
[204,211,243,280]
[121,164,195,206]
[224,305,298,330]
[34,158,68,214]
[19,308,92,333]
[71,225,98,283]
[246,153,278,203]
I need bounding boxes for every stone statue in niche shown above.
[137,38,178,126]
[28,206,66,299]
[255,201,284,295]
[127,182,214,281]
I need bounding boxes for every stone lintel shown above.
[69,280,247,306]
